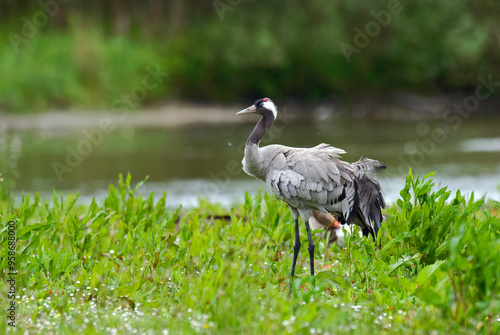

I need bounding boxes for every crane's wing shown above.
[265,144,359,222]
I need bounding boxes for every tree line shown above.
[1,0,499,111]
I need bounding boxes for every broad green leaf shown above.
[17,222,55,240]
[418,287,445,305]
[373,272,397,288]
[399,276,415,294]
[381,231,413,252]
[416,260,445,287]
[315,270,337,286]
[423,171,437,180]
[255,224,274,242]
[65,193,81,215]
[20,234,40,255]
[134,175,149,193]
[388,253,422,275]
[65,260,82,274]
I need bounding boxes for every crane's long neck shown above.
[247,113,275,146]
[242,112,275,180]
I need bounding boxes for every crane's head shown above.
[237,98,277,120]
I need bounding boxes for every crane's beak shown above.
[236,105,257,115]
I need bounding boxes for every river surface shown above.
[8,112,500,208]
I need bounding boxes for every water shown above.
[8,112,500,207]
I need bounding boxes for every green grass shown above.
[0,172,499,334]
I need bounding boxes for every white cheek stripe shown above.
[263,100,277,119]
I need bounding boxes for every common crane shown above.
[237,98,386,279]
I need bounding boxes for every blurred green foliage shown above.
[0,0,499,112]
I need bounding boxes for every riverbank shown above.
[3,92,500,131]
[2,102,241,131]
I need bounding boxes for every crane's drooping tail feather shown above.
[355,175,386,240]
[342,158,387,240]
[323,158,386,241]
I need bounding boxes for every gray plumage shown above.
[237,98,386,279]
[244,143,386,239]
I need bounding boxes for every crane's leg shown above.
[304,220,315,276]
[290,218,301,278]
